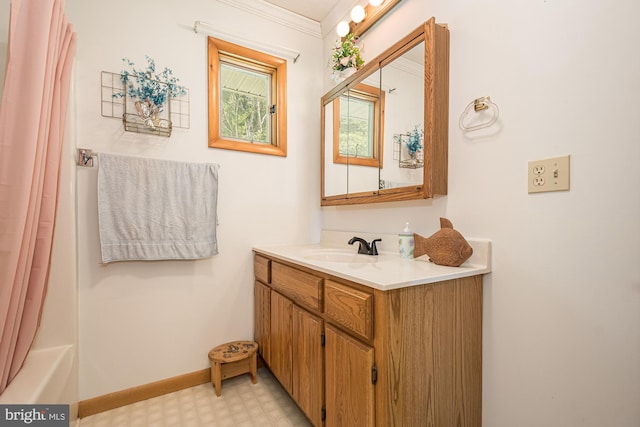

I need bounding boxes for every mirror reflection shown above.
[324,70,382,198]
[321,18,449,205]
[324,98,346,197]
[334,82,383,168]
[379,41,424,190]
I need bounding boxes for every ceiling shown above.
[262,0,343,22]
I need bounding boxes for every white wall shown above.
[65,0,322,400]
[323,1,640,426]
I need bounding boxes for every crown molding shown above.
[216,0,322,38]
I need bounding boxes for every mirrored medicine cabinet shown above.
[321,18,450,206]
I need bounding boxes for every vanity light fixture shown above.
[350,5,366,23]
[335,0,403,38]
[336,21,350,37]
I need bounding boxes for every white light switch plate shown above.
[528,155,570,193]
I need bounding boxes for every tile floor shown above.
[78,368,312,427]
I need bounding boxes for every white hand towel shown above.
[98,153,219,263]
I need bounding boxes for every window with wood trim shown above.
[333,83,384,167]
[208,37,287,156]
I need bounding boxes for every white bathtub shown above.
[0,345,75,404]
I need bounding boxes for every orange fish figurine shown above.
[414,218,473,267]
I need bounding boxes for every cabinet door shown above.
[293,305,324,426]
[325,324,375,427]
[270,290,293,394]
[254,281,271,365]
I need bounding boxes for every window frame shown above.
[332,83,384,168]
[208,37,287,156]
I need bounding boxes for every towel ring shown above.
[459,96,499,131]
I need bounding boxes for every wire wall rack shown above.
[100,71,190,137]
[393,133,424,169]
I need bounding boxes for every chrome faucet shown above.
[348,237,382,255]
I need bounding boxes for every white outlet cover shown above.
[528,155,570,194]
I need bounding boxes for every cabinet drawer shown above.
[325,280,373,341]
[254,254,271,284]
[271,262,322,312]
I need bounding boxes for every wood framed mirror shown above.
[321,18,450,206]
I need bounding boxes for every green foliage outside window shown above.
[220,91,269,144]
[338,96,373,158]
[220,64,270,144]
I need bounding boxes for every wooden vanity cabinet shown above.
[254,255,324,426]
[253,253,483,427]
[372,276,483,427]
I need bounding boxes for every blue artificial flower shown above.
[405,125,423,154]
[112,56,187,108]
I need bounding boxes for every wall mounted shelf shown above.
[393,133,424,169]
[100,71,190,137]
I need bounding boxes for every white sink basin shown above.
[303,251,374,263]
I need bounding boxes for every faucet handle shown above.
[370,238,382,255]
[348,236,371,254]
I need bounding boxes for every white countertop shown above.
[253,230,491,291]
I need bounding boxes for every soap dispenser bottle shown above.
[399,222,414,259]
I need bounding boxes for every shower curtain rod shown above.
[193,21,301,63]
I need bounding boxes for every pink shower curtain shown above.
[0,0,76,394]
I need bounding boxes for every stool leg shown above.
[212,361,222,397]
[250,353,257,384]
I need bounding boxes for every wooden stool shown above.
[208,340,258,397]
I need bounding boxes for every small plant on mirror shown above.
[330,33,364,83]
[113,55,187,130]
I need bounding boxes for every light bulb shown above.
[369,0,384,6]
[350,5,366,23]
[336,21,350,37]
